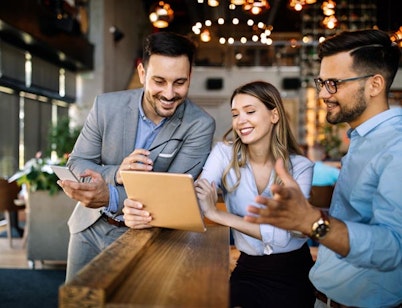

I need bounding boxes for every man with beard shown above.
[245,29,402,308]
[59,32,215,282]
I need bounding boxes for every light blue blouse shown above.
[201,142,314,255]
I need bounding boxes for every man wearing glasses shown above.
[245,29,402,308]
[59,32,215,282]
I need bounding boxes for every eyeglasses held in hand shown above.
[148,138,183,152]
[314,74,374,94]
[147,138,199,174]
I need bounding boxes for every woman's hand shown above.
[195,179,218,220]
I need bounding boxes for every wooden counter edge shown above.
[59,228,162,308]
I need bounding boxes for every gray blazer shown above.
[67,88,215,234]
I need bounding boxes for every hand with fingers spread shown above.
[122,198,153,229]
[245,159,319,237]
[115,149,153,184]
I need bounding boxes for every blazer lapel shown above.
[123,92,140,157]
[148,102,185,162]
[148,117,181,162]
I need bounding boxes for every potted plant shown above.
[10,116,82,266]
[14,116,81,195]
[46,116,81,160]
[16,152,62,195]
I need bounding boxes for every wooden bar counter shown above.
[59,225,230,308]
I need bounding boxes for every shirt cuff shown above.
[104,184,119,213]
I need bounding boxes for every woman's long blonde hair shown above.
[222,81,302,192]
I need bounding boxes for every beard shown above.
[144,91,185,119]
[326,87,367,125]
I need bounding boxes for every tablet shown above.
[120,171,206,233]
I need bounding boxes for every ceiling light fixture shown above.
[208,0,220,7]
[288,0,317,11]
[230,0,246,5]
[289,0,304,11]
[149,1,174,29]
[321,0,336,16]
[391,26,402,47]
[321,0,337,29]
[243,0,270,15]
[322,15,337,29]
[200,29,212,42]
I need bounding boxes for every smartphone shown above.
[51,165,80,182]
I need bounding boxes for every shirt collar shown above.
[347,108,402,138]
[138,98,168,127]
[138,99,147,121]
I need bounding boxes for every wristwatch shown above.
[310,210,330,240]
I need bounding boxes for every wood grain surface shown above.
[60,226,229,308]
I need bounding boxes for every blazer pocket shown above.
[158,148,178,158]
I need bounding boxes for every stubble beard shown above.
[144,92,183,119]
[326,88,367,125]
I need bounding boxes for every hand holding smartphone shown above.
[51,166,88,183]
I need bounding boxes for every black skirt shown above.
[230,243,315,308]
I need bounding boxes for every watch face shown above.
[316,222,330,237]
[311,215,330,240]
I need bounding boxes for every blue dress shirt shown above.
[310,108,402,308]
[105,101,166,216]
[201,142,313,255]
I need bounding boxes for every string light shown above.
[191,0,323,45]
[192,17,274,45]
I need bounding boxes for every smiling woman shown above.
[195,80,315,307]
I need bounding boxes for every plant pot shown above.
[26,191,76,265]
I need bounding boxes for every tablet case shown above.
[120,171,206,232]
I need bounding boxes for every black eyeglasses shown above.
[314,74,374,94]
